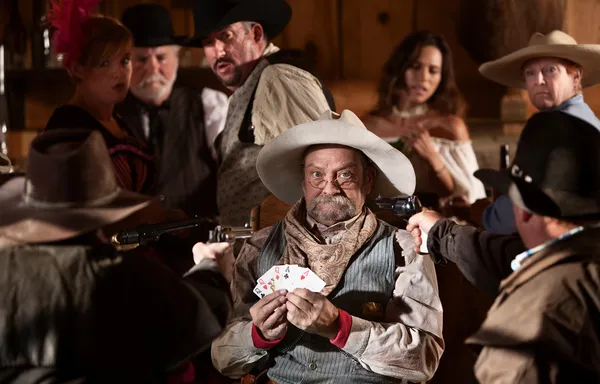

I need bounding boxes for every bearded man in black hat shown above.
[189,0,336,226]
[408,111,600,383]
[117,3,228,218]
[0,129,233,382]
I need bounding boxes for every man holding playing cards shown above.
[205,109,443,383]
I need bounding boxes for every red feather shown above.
[48,0,102,66]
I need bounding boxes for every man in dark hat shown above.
[0,129,233,382]
[189,0,336,226]
[408,111,600,382]
[117,3,228,218]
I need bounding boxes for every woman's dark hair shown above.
[371,30,466,117]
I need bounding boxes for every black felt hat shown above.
[475,111,600,219]
[188,0,292,47]
[121,3,190,47]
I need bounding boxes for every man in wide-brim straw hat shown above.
[407,111,600,382]
[0,129,233,381]
[208,109,444,383]
[479,29,600,126]
[478,30,600,234]
[187,0,336,226]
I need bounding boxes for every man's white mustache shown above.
[137,74,167,88]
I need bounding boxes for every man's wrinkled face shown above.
[523,58,581,110]
[202,22,265,90]
[302,145,375,226]
[130,45,179,105]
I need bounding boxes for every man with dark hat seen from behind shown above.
[189,0,336,226]
[118,3,227,218]
[408,111,600,382]
[0,129,233,382]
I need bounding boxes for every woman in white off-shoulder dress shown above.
[363,30,485,205]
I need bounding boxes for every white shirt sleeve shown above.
[201,88,229,161]
[431,137,487,203]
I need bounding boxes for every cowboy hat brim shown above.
[133,35,191,48]
[474,168,511,194]
[475,168,563,216]
[0,177,151,245]
[256,115,416,205]
[479,44,600,89]
[475,168,600,219]
[188,0,292,47]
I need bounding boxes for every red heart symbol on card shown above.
[300,276,305,280]
[262,285,267,289]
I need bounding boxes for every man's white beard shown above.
[307,194,359,224]
[130,72,177,105]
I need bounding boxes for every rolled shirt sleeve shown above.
[251,64,331,146]
[338,230,444,382]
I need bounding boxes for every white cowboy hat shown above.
[479,30,600,89]
[256,109,416,205]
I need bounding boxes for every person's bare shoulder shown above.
[446,115,470,141]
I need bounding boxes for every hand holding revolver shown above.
[192,242,235,282]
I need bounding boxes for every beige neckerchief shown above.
[305,210,364,244]
[281,199,378,296]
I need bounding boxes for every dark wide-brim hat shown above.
[122,3,190,47]
[0,129,150,246]
[188,0,292,47]
[474,111,600,220]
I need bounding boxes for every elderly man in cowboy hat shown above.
[116,3,228,218]
[408,111,600,382]
[478,30,600,234]
[0,129,233,382]
[204,110,443,383]
[188,0,336,226]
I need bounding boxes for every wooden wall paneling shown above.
[416,0,505,118]
[170,7,206,67]
[564,0,600,44]
[569,0,600,117]
[325,79,378,117]
[458,0,566,63]
[272,0,340,80]
[341,0,414,81]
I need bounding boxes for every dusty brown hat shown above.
[0,129,150,246]
[479,30,600,89]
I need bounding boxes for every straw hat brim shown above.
[256,120,416,205]
[0,177,150,246]
[479,44,600,89]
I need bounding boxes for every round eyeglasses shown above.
[306,172,358,190]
